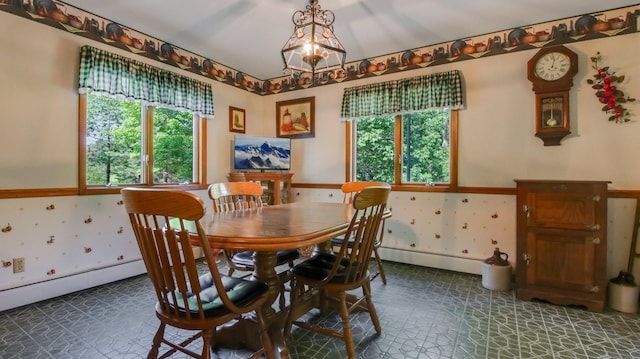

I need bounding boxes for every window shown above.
[151,106,197,184]
[341,70,463,189]
[77,46,213,194]
[351,109,458,188]
[80,93,204,193]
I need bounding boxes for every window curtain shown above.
[340,70,463,120]
[78,46,214,119]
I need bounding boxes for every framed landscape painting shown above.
[229,106,246,133]
[276,97,314,138]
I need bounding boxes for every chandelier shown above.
[281,0,346,81]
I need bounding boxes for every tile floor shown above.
[1,260,639,359]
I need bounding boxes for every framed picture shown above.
[276,97,315,138]
[229,106,246,133]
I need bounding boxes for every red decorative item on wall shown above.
[587,52,636,123]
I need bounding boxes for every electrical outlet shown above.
[13,257,25,273]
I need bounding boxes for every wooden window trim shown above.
[78,93,207,195]
[346,110,458,191]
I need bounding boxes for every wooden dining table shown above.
[199,201,361,359]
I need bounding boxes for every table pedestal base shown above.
[213,251,290,359]
[213,242,335,358]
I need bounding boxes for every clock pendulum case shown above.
[526,45,578,146]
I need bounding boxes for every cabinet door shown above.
[524,230,600,292]
[524,191,603,231]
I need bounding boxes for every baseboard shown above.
[379,247,483,275]
[0,260,146,312]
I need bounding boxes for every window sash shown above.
[79,94,205,194]
[348,110,458,189]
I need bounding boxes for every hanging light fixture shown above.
[281,0,346,82]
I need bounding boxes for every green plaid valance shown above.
[340,70,464,120]
[78,46,214,119]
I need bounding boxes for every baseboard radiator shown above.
[379,247,484,275]
[0,260,146,312]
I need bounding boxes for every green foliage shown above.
[355,117,395,182]
[152,107,194,183]
[86,94,141,185]
[402,111,449,183]
[355,110,450,183]
[86,94,194,186]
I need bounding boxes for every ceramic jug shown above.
[481,248,512,291]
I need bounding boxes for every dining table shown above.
[199,201,364,359]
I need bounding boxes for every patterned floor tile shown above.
[1,261,640,358]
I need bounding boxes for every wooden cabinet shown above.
[228,172,293,205]
[514,180,609,312]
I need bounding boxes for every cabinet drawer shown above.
[524,191,603,230]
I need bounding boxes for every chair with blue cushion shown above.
[121,187,272,359]
[284,185,391,359]
[208,181,300,308]
[331,181,389,284]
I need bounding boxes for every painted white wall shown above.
[271,32,640,285]
[1,9,639,310]
[269,35,640,188]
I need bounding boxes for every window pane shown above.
[152,107,194,184]
[86,94,142,186]
[355,117,395,182]
[402,110,450,184]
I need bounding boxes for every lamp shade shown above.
[281,0,346,80]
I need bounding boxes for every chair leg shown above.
[254,308,274,359]
[278,282,286,311]
[283,277,298,338]
[277,270,292,311]
[338,291,356,359]
[363,282,381,334]
[148,323,165,359]
[200,328,214,359]
[371,247,387,284]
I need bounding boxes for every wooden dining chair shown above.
[331,181,389,284]
[208,182,300,308]
[284,185,391,359]
[121,187,272,359]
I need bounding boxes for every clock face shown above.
[535,52,571,81]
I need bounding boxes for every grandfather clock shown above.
[527,46,578,146]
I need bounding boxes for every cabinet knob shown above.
[593,195,601,202]
[522,205,532,217]
[522,252,532,265]
[588,224,601,231]
[592,237,601,244]
[589,286,600,293]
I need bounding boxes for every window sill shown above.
[391,184,455,193]
[79,184,208,195]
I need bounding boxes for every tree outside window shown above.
[353,109,457,187]
[81,93,200,192]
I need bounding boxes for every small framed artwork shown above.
[229,106,246,133]
[276,96,315,138]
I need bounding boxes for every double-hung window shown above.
[353,109,457,186]
[342,70,463,189]
[78,46,214,193]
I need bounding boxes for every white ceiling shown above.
[62,0,638,80]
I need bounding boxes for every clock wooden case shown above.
[527,46,578,146]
